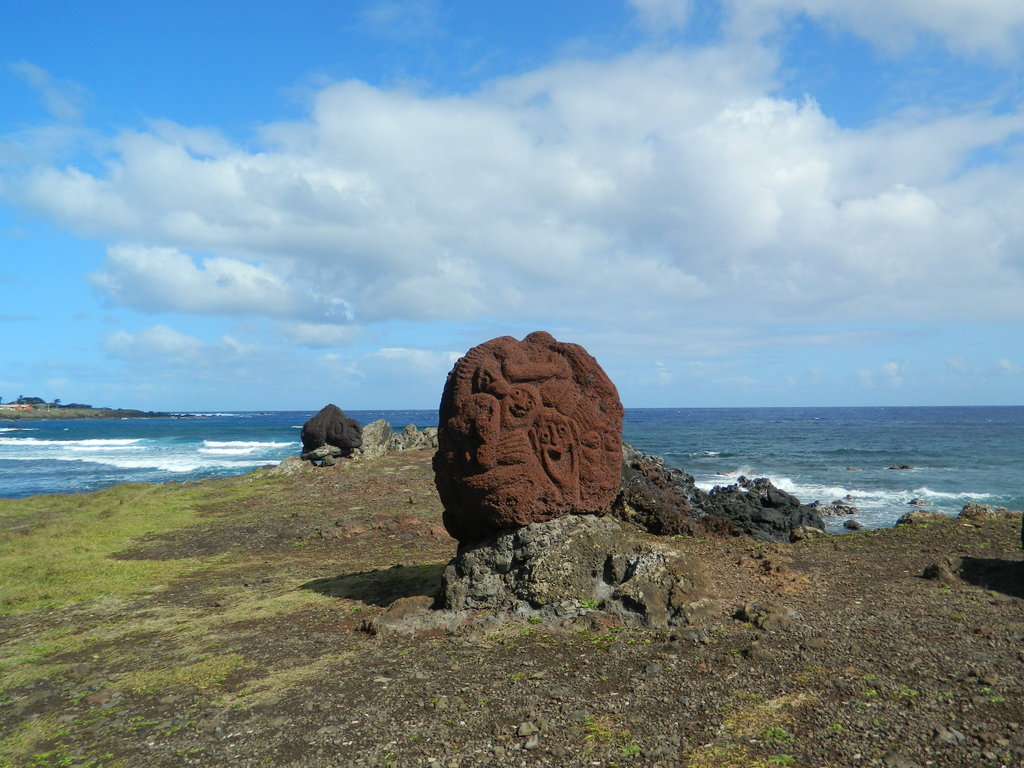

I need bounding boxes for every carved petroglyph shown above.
[434,331,623,542]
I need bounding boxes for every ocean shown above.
[1,407,1020,532]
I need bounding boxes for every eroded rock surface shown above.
[439,515,715,628]
[300,404,362,464]
[434,331,623,542]
[614,443,826,543]
[358,420,439,459]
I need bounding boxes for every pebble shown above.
[934,726,967,745]
[517,721,538,737]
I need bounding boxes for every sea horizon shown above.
[1,406,1021,532]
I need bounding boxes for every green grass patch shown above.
[117,653,245,694]
[0,479,272,614]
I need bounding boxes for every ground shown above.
[0,450,1022,768]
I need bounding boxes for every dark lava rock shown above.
[439,515,716,628]
[433,331,623,542]
[614,443,732,538]
[614,444,824,544]
[707,476,825,542]
[300,404,362,462]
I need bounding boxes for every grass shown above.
[687,693,816,768]
[0,473,342,767]
[117,653,246,694]
[0,481,255,614]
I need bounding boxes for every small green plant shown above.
[829,723,844,732]
[763,726,795,746]
[767,755,795,767]
[527,615,542,624]
[895,685,918,698]
[620,743,642,756]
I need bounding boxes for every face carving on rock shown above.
[533,410,577,501]
[434,331,624,542]
[502,384,539,428]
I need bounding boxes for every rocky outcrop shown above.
[707,477,825,542]
[958,503,1022,521]
[810,497,861,517]
[358,420,439,459]
[300,404,362,465]
[614,443,825,543]
[439,514,716,628]
[896,509,948,525]
[614,443,732,538]
[434,331,624,543]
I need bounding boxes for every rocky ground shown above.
[1,449,1022,768]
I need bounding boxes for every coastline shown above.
[1,450,1022,767]
[0,407,172,421]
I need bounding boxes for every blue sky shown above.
[1,0,1022,410]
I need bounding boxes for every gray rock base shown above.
[357,420,439,459]
[439,515,715,628]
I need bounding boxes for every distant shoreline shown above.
[0,407,172,421]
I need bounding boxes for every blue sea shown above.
[1,407,1021,532]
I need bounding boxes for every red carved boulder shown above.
[433,331,624,542]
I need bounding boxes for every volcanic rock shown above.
[433,331,624,542]
[958,503,1022,521]
[811,497,861,517]
[300,404,362,463]
[614,443,732,538]
[614,444,826,544]
[358,420,439,459]
[705,476,826,542]
[895,510,948,525]
[438,514,715,628]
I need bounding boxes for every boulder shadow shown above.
[958,557,1024,599]
[301,562,446,607]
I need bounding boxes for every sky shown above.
[1,0,1022,411]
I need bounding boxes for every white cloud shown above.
[367,347,461,374]
[278,322,361,349]
[105,325,206,362]
[734,0,1024,58]
[4,29,1024,365]
[880,361,905,387]
[9,61,88,121]
[629,0,692,32]
[994,358,1021,375]
[89,244,349,321]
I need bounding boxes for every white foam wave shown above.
[0,437,143,447]
[202,440,293,449]
[2,453,268,473]
[100,456,262,472]
[909,487,989,501]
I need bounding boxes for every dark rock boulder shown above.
[434,331,623,543]
[613,443,825,543]
[439,514,716,628]
[707,476,825,542]
[300,404,362,463]
[614,443,732,538]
